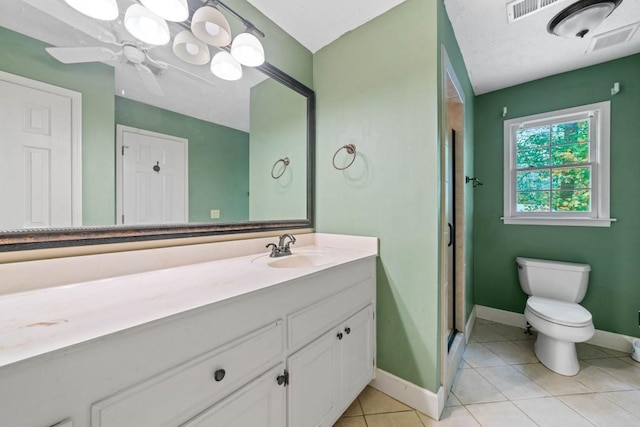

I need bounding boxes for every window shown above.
[503,101,614,227]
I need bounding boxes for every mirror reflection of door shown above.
[116,125,188,225]
[0,71,81,229]
[445,129,456,346]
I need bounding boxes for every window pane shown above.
[517,170,550,191]
[517,147,550,169]
[552,167,590,190]
[552,120,589,145]
[516,126,550,149]
[516,191,550,212]
[552,190,591,212]
[552,143,589,165]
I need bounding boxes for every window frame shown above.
[503,101,614,227]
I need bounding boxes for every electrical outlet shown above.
[210,209,220,219]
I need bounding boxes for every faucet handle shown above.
[266,243,277,251]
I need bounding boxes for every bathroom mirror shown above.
[0,0,314,251]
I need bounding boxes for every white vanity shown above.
[0,233,377,427]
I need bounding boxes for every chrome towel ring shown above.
[271,157,290,179]
[332,144,357,170]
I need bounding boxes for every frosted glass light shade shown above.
[141,0,189,22]
[173,31,211,65]
[191,6,232,47]
[548,0,621,38]
[210,51,242,81]
[124,4,170,46]
[64,0,119,21]
[230,33,265,67]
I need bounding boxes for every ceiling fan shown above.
[22,0,215,96]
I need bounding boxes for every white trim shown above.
[474,305,635,353]
[0,70,83,226]
[369,368,445,421]
[502,217,615,227]
[465,305,477,344]
[115,125,189,225]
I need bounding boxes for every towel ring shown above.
[271,157,290,179]
[332,144,357,170]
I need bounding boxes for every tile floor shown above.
[334,318,640,426]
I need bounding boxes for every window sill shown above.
[500,217,616,227]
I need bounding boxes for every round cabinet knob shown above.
[277,374,286,385]
[337,332,343,340]
[345,327,351,335]
[214,369,226,382]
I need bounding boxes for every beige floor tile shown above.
[574,362,635,392]
[466,401,537,427]
[460,361,472,369]
[358,386,412,415]
[469,324,508,343]
[476,365,550,400]
[342,398,363,417]
[514,363,593,395]
[577,343,613,360]
[445,393,462,407]
[474,318,495,325]
[482,341,539,365]
[418,406,481,426]
[602,390,640,418]
[587,357,640,388]
[365,411,424,427]
[333,415,367,427]
[599,346,630,358]
[462,343,509,368]
[559,393,640,426]
[487,323,534,341]
[617,356,640,368]
[452,367,507,404]
[513,396,595,426]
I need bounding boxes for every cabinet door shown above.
[181,365,285,427]
[287,329,341,427]
[340,305,374,403]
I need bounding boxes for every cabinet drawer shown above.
[288,278,372,351]
[92,320,283,427]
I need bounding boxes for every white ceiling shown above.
[250,0,639,94]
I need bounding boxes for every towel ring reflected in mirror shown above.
[271,157,290,179]
[332,144,357,170]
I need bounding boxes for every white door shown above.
[0,75,80,229]
[339,306,374,404]
[288,328,341,427]
[117,125,187,225]
[444,129,455,343]
[181,366,285,427]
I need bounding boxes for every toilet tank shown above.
[516,257,591,303]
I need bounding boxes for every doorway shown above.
[116,125,188,225]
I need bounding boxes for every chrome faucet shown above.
[266,234,296,257]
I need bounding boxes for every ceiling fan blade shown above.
[45,47,120,64]
[164,63,218,88]
[135,64,164,97]
[21,0,119,45]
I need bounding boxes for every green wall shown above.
[437,0,476,322]
[0,26,115,226]
[474,54,640,337]
[314,0,442,392]
[249,79,308,220]
[115,97,250,223]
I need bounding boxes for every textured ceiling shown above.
[444,0,640,94]
[246,0,409,53]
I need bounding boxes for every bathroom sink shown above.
[252,249,337,269]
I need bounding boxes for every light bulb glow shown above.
[64,0,119,21]
[185,43,200,55]
[124,4,170,46]
[231,33,265,67]
[205,22,221,36]
[210,51,242,81]
[191,6,232,47]
[141,0,189,22]
[172,30,211,65]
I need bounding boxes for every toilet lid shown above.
[527,296,593,327]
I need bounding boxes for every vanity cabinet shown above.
[0,250,376,427]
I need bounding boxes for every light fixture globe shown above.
[210,51,242,81]
[64,0,119,21]
[124,4,171,46]
[141,0,189,22]
[191,6,232,47]
[548,0,623,38]
[173,31,211,65]
[230,33,265,67]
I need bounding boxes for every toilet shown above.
[516,257,595,376]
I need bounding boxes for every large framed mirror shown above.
[0,0,314,252]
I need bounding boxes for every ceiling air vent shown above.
[507,0,561,23]
[587,22,640,53]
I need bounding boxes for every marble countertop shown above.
[0,233,377,370]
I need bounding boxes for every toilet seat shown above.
[527,296,592,327]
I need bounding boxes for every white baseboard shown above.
[465,306,477,344]
[475,304,635,353]
[370,368,445,421]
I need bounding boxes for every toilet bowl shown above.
[517,257,594,376]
